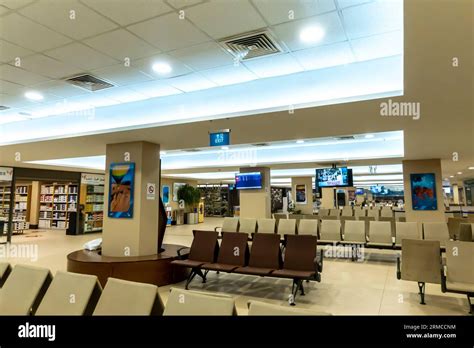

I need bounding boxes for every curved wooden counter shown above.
[67,244,189,287]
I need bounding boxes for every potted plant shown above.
[177,184,201,224]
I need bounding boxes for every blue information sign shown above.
[210,131,230,147]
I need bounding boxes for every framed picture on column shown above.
[108,162,135,218]
[410,173,437,210]
[295,184,307,204]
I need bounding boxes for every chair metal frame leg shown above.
[417,282,426,305]
[185,269,198,290]
[467,294,474,315]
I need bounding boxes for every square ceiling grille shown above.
[65,74,114,91]
[219,30,284,61]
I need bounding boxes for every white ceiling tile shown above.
[169,42,234,70]
[20,54,82,79]
[293,41,354,70]
[135,53,193,79]
[351,30,402,62]
[0,92,30,108]
[0,0,34,9]
[243,53,303,78]
[0,40,34,63]
[0,79,26,94]
[91,64,153,86]
[127,12,209,51]
[0,64,50,85]
[19,0,118,40]
[272,11,347,51]
[0,110,30,124]
[336,0,373,9]
[93,86,148,103]
[81,0,173,26]
[30,80,89,98]
[128,80,182,98]
[0,5,10,14]
[67,93,118,108]
[252,0,336,25]
[84,29,158,61]
[0,13,72,52]
[167,73,216,92]
[45,42,119,70]
[167,0,204,9]
[200,64,257,86]
[185,0,267,39]
[342,0,403,39]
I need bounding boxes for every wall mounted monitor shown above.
[315,167,352,188]
[235,172,262,190]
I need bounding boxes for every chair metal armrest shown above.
[396,254,401,280]
[314,249,324,272]
[440,264,447,293]
[214,226,223,233]
[176,246,190,260]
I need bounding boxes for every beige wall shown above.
[403,159,445,223]
[102,141,160,257]
[320,187,335,209]
[160,177,198,211]
[239,167,271,218]
[291,176,313,214]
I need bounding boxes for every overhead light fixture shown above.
[299,26,325,44]
[469,167,474,170]
[296,139,305,144]
[160,151,166,155]
[221,146,229,150]
[457,172,462,175]
[152,62,172,74]
[364,134,375,139]
[450,175,454,178]
[24,91,44,101]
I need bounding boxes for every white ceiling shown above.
[0,0,403,126]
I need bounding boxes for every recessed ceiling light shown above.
[160,151,166,155]
[457,172,462,175]
[152,62,172,74]
[450,175,454,178]
[221,146,229,150]
[299,26,325,43]
[24,91,44,101]
[469,167,474,170]
[364,134,375,139]
[296,140,304,144]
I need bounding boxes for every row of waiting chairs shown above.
[292,206,399,218]
[0,263,327,315]
[397,239,474,314]
[172,231,323,305]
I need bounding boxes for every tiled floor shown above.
[1,218,470,315]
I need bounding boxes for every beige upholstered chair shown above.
[442,241,474,313]
[238,218,257,237]
[0,262,11,288]
[397,239,441,304]
[36,271,102,316]
[0,264,52,315]
[319,220,341,243]
[218,217,239,233]
[395,222,421,247]
[447,217,466,240]
[354,208,366,218]
[378,217,396,237]
[340,216,356,231]
[342,220,366,244]
[273,213,288,222]
[318,208,329,216]
[247,300,331,316]
[341,207,353,217]
[329,209,341,217]
[367,221,393,247]
[164,288,236,316]
[93,278,164,315]
[367,209,379,220]
[297,220,318,236]
[287,214,305,226]
[380,207,393,218]
[257,218,276,234]
[277,219,296,238]
[423,222,450,248]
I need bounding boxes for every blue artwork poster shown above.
[108,162,135,218]
[410,173,437,211]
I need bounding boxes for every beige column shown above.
[320,187,335,209]
[239,167,271,218]
[102,141,160,257]
[291,177,313,214]
[452,184,460,204]
[402,159,445,223]
[29,181,40,227]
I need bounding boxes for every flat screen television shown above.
[315,167,353,188]
[235,172,262,190]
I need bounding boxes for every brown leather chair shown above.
[202,232,249,273]
[272,235,321,305]
[172,230,219,289]
[458,223,473,241]
[234,233,282,276]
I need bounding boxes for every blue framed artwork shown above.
[108,162,135,218]
[410,173,437,210]
[162,185,170,204]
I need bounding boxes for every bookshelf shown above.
[13,184,30,233]
[39,183,77,229]
[0,184,12,234]
[83,184,104,233]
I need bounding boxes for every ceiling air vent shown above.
[335,136,355,141]
[0,105,10,111]
[65,74,114,91]
[219,30,284,61]
[252,143,269,147]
